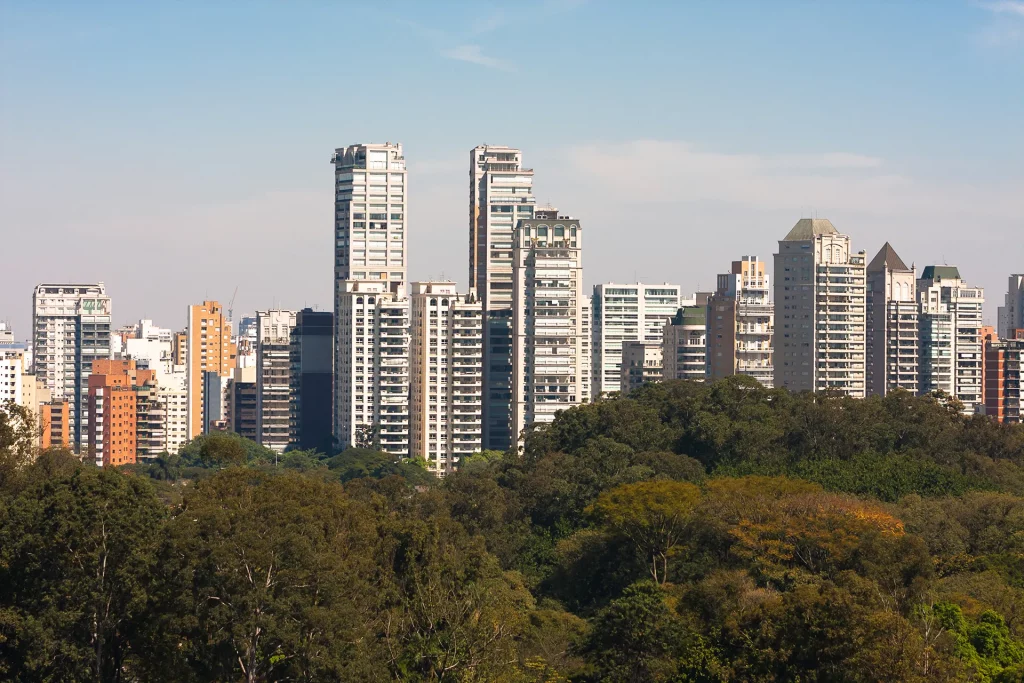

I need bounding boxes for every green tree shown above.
[0,466,164,681]
[589,480,701,585]
[0,401,36,492]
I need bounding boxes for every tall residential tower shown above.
[865,243,919,396]
[772,219,866,397]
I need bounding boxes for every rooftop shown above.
[867,242,910,273]
[920,265,962,282]
[782,218,839,241]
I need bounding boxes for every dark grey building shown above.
[290,308,334,453]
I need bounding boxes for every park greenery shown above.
[2,376,1024,681]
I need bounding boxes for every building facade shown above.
[289,309,334,453]
[663,296,710,382]
[256,309,296,453]
[32,283,112,450]
[86,359,154,467]
[511,214,586,443]
[772,219,866,397]
[469,146,537,452]
[918,266,985,413]
[620,341,664,394]
[984,329,1023,424]
[186,300,236,439]
[866,243,919,396]
[591,283,683,398]
[998,275,1024,339]
[40,400,71,449]
[227,366,258,442]
[410,282,458,474]
[707,257,773,387]
[446,294,484,470]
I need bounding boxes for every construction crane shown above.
[227,286,238,329]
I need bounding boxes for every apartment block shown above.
[86,359,154,467]
[410,282,458,474]
[40,400,71,449]
[773,219,866,397]
[866,243,919,396]
[186,300,236,438]
[470,146,538,452]
[984,329,1023,424]
[707,256,774,387]
[620,341,664,394]
[332,142,407,292]
[256,309,296,453]
[918,266,985,413]
[592,283,683,398]
[512,213,586,443]
[446,295,484,469]
[290,309,334,453]
[998,275,1024,339]
[33,283,112,450]
[334,281,410,457]
[227,366,258,442]
[663,295,710,382]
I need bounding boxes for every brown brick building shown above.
[87,359,154,467]
[40,400,71,449]
[984,329,1022,424]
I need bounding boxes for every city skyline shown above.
[2,2,1022,338]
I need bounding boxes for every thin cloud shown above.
[471,10,506,34]
[442,44,516,71]
[979,1,1024,16]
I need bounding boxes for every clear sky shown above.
[1,0,1022,337]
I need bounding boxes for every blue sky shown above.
[1,0,1022,335]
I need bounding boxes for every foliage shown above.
[3,377,1024,681]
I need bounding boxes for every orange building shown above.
[172,330,187,366]
[39,400,71,449]
[87,359,155,467]
[186,301,237,438]
[984,329,1023,424]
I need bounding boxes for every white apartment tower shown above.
[866,243,919,396]
[409,282,484,475]
[772,219,867,397]
[998,275,1024,339]
[375,295,410,456]
[32,283,112,448]
[332,143,408,291]
[256,309,297,453]
[446,294,484,469]
[469,146,537,451]
[591,283,684,398]
[663,296,709,382]
[620,341,664,394]
[511,213,586,443]
[917,266,985,413]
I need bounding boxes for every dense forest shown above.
[2,376,1024,682]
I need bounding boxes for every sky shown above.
[1,0,1022,338]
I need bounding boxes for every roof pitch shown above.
[867,242,910,273]
[920,265,961,281]
[783,218,839,241]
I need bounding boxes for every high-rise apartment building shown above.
[86,359,154,467]
[918,266,985,413]
[446,294,484,470]
[984,329,1023,424]
[334,281,410,457]
[663,295,710,382]
[33,283,112,449]
[408,283,485,475]
[591,283,684,398]
[410,282,458,474]
[226,366,258,442]
[772,219,867,397]
[707,257,773,387]
[998,275,1024,339]
[865,243,919,396]
[289,309,334,453]
[469,146,537,451]
[620,341,664,394]
[186,300,236,439]
[256,309,296,453]
[511,214,586,443]
[332,143,408,291]
[172,331,187,367]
